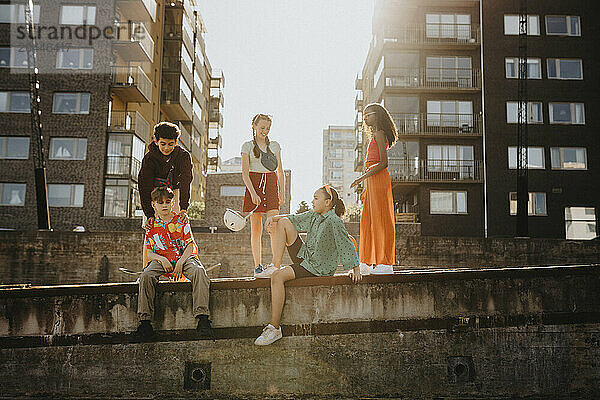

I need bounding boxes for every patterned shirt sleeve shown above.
[287,210,314,233]
[182,222,198,255]
[331,218,359,270]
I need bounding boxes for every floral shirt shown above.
[145,213,197,264]
[287,209,359,276]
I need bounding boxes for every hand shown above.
[159,257,173,273]
[251,192,261,206]
[143,217,154,231]
[173,259,184,281]
[349,266,362,283]
[178,210,189,224]
[265,216,275,233]
[350,178,362,188]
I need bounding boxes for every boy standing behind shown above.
[138,121,192,224]
[133,187,212,339]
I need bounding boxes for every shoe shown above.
[254,263,278,278]
[254,324,282,346]
[359,262,373,275]
[253,264,265,277]
[132,320,154,339]
[196,315,214,339]
[371,264,394,274]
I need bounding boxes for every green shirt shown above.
[287,209,359,276]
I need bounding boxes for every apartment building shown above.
[0,0,224,231]
[322,125,357,204]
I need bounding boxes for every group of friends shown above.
[132,103,398,346]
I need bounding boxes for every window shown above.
[427,100,473,127]
[52,93,90,114]
[549,103,584,124]
[59,5,96,25]
[0,136,29,159]
[506,101,543,124]
[427,145,474,177]
[180,75,192,102]
[193,69,203,94]
[106,133,144,178]
[0,47,30,68]
[331,160,343,168]
[430,190,467,214]
[56,48,93,70]
[551,147,587,170]
[546,16,580,36]
[505,58,541,79]
[49,138,87,160]
[565,207,596,240]
[220,186,245,197]
[48,184,84,207]
[103,179,130,217]
[373,56,384,88]
[0,91,30,113]
[329,149,343,158]
[508,147,545,169]
[547,59,582,80]
[509,192,547,216]
[425,14,471,39]
[504,15,540,35]
[330,171,342,180]
[193,98,202,121]
[426,56,472,86]
[0,4,40,23]
[0,183,26,206]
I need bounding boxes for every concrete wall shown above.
[1,265,599,398]
[1,230,599,285]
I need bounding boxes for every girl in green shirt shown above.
[254,185,362,346]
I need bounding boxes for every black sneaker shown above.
[132,320,154,339]
[196,315,214,339]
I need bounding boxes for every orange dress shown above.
[359,138,395,265]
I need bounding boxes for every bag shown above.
[260,149,278,171]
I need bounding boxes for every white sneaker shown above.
[359,262,373,275]
[254,324,282,346]
[371,264,394,274]
[254,263,278,278]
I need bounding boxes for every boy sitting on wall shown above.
[133,187,212,339]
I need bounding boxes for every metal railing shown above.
[106,155,142,180]
[391,113,482,135]
[113,21,154,60]
[108,110,150,140]
[388,159,483,182]
[383,24,480,45]
[385,67,481,89]
[111,66,152,102]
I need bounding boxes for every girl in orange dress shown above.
[350,103,397,274]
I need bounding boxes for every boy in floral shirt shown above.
[133,187,212,339]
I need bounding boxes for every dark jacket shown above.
[138,142,193,218]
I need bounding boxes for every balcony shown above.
[112,21,154,63]
[105,155,142,180]
[110,66,151,103]
[384,67,481,92]
[178,122,191,150]
[383,24,480,47]
[164,23,182,40]
[355,74,362,90]
[355,92,363,111]
[391,113,482,137]
[209,109,223,127]
[161,83,193,121]
[115,0,157,22]
[354,151,364,172]
[208,134,221,149]
[108,110,150,141]
[210,87,224,106]
[388,159,483,183]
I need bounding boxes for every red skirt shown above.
[243,172,280,212]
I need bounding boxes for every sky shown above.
[199,0,373,211]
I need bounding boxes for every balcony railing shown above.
[111,66,152,103]
[209,109,223,126]
[164,24,182,40]
[385,67,481,89]
[383,24,480,46]
[113,21,154,62]
[116,0,157,22]
[391,113,482,136]
[388,159,483,182]
[106,155,142,180]
[108,110,150,140]
[355,92,363,111]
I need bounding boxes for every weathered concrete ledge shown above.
[1,265,599,398]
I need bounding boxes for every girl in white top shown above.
[241,114,285,278]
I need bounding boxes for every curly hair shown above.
[363,103,397,147]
